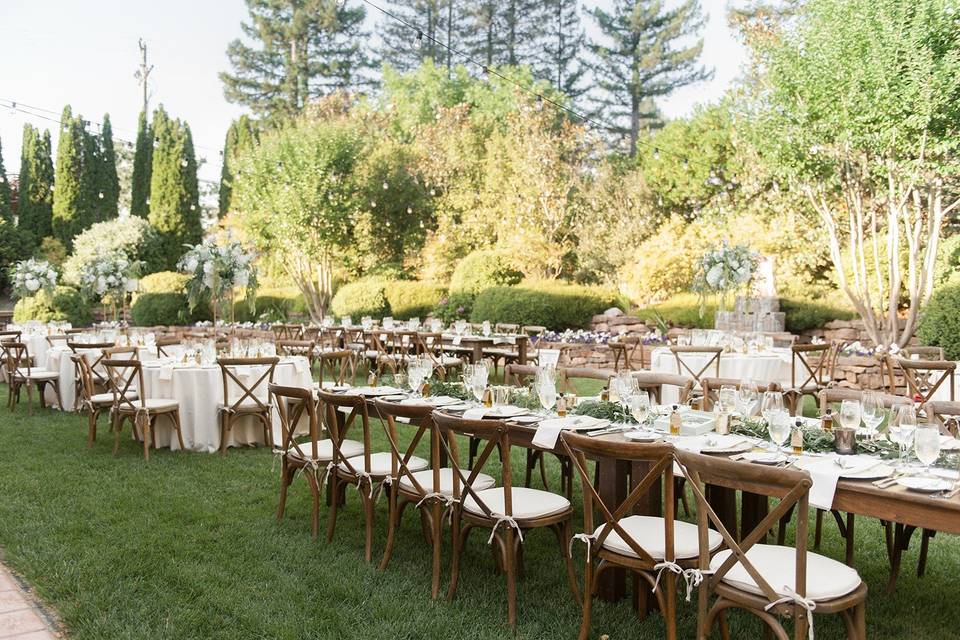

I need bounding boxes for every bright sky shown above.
[0,0,747,186]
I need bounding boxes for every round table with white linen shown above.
[139,356,314,453]
[649,346,794,404]
[44,345,166,411]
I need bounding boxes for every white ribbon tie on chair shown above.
[487,514,524,545]
[764,587,817,640]
[653,562,713,602]
[568,532,597,557]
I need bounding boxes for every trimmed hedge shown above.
[330,278,390,319]
[432,292,475,324]
[449,250,523,295]
[130,271,211,325]
[470,283,625,330]
[233,288,308,323]
[138,271,190,294]
[385,281,445,320]
[637,293,854,332]
[918,284,960,360]
[13,286,92,326]
[779,297,855,333]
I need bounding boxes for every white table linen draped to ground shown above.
[139,356,313,453]
[649,347,794,404]
[44,345,168,411]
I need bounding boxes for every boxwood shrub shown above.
[449,250,523,295]
[13,286,92,327]
[233,288,308,323]
[470,283,625,330]
[130,271,211,325]
[779,297,855,333]
[385,281,446,320]
[917,284,960,360]
[330,277,390,319]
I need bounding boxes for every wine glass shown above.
[861,391,885,439]
[630,391,651,428]
[889,404,917,469]
[537,379,557,415]
[738,381,759,417]
[718,385,738,414]
[767,412,791,452]
[761,391,784,424]
[838,399,862,433]
[914,423,941,477]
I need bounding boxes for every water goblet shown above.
[914,423,941,477]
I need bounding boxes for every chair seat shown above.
[218,399,270,412]
[463,487,570,520]
[13,369,59,381]
[440,356,463,367]
[710,544,862,602]
[594,515,722,560]
[288,438,364,462]
[398,468,495,496]
[89,391,138,405]
[338,451,428,477]
[117,398,179,412]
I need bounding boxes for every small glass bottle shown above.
[556,395,567,417]
[600,386,610,402]
[821,407,833,432]
[715,409,729,435]
[420,379,431,397]
[791,419,804,455]
[482,387,493,408]
[669,404,682,436]
[367,370,378,387]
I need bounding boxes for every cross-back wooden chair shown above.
[216,357,279,455]
[676,450,867,640]
[522,325,547,364]
[273,323,303,341]
[318,388,424,561]
[415,331,463,380]
[72,352,134,448]
[67,341,115,400]
[610,335,645,372]
[502,363,543,387]
[2,341,62,415]
[901,346,945,361]
[301,325,320,343]
[0,330,22,342]
[629,371,694,406]
[922,400,960,436]
[560,366,617,395]
[364,330,411,375]
[787,342,837,414]
[494,323,519,333]
[669,346,722,392]
[701,378,781,412]
[155,336,182,358]
[561,434,721,640]
[317,348,357,388]
[275,338,317,370]
[885,355,955,403]
[431,411,579,628]
[102,359,183,461]
[45,334,70,348]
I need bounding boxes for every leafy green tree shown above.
[588,0,711,155]
[148,106,202,269]
[218,115,259,217]
[16,125,55,243]
[745,0,960,347]
[52,106,89,248]
[130,110,152,218]
[96,114,119,219]
[0,136,13,222]
[220,0,372,119]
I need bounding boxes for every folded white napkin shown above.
[462,407,486,420]
[532,416,607,449]
[292,358,308,375]
[669,436,703,454]
[159,365,174,381]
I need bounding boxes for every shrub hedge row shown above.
[13,286,92,327]
[918,284,960,360]
[330,278,445,320]
[469,282,625,330]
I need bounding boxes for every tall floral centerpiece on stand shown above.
[178,239,258,326]
[692,242,759,321]
[77,251,141,323]
[9,258,59,299]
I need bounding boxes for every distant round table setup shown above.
[648,346,793,403]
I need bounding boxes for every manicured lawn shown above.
[0,380,957,639]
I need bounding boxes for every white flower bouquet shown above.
[178,239,258,323]
[78,251,141,302]
[692,242,759,315]
[9,258,58,299]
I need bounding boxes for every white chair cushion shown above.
[218,399,270,411]
[288,438,364,462]
[338,451,428,476]
[90,391,138,404]
[441,356,463,366]
[14,369,59,380]
[398,468,495,496]
[594,515,722,560]
[709,544,862,602]
[463,487,570,520]
[117,398,178,411]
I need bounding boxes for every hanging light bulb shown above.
[190,204,196,211]
[181,159,188,168]
[429,189,436,196]
[370,201,377,208]
[0,176,5,184]
[652,148,660,160]
[386,220,391,227]
[406,207,413,214]
[382,181,389,190]
[98,191,104,199]
[414,30,423,49]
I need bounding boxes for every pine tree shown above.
[97,114,120,219]
[458,0,545,69]
[589,0,712,155]
[52,106,87,248]
[377,0,462,73]
[130,110,153,218]
[220,0,373,119]
[461,1,501,67]
[16,125,55,242]
[535,0,589,102]
[218,115,259,217]
[148,106,202,269]
[0,136,13,222]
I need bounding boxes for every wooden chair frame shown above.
[102,359,184,461]
[216,356,279,455]
[318,348,357,388]
[669,346,722,389]
[701,378,781,412]
[560,367,616,395]
[3,341,62,415]
[629,371,695,406]
[276,339,317,370]
[155,336,182,358]
[609,335,644,371]
[885,355,955,404]
[72,352,123,448]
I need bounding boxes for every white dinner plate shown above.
[511,415,541,424]
[623,430,661,442]
[896,476,952,493]
[740,451,787,465]
[699,437,754,454]
[940,436,960,451]
[444,403,473,412]
[381,394,407,401]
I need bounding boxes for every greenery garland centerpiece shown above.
[9,258,58,299]
[77,251,140,323]
[178,239,258,326]
[692,241,759,317]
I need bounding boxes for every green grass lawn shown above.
[0,378,958,639]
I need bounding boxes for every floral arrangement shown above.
[178,239,258,322]
[77,251,140,301]
[539,329,612,345]
[693,241,759,315]
[9,258,58,299]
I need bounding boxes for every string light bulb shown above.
[181,159,188,168]
[414,30,423,49]
[382,181,389,190]
[653,148,660,160]
[98,191,104,199]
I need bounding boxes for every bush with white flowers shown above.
[178,239,258,317]
[693,242,759,313]
[9,258,58,299]
[78,251,140,301]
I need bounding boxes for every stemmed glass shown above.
[738,381,759,417]
[630,391,651,429]
[536,377,557,416]
[761,391,784,424]
[718,385,738,414]
[889,404,918,469]
[767,411,791,453]
[861,391,885,440]
[838,399,862,433]
[914,422,942,477]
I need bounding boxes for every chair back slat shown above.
[432,411,510,518]
[922,400,960,436]
[790,343,833,391]
[560,367,616,395]
[373,399,436,497]
[101,359,145,412]
[887,355,956,403]
[629,371,694,405]
[318,349,354,387]
[316,388,372,476]
[218,357,279,414]
[669,346,722,385]
[701,378,780,411]
[269,383,320,462]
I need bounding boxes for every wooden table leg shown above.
[472,343,483,364]
[741,491,769,542]
[706,485,739,541]
[596,457,630,602]
[518,339,528,366]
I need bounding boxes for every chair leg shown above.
[326,475,340,543]
[378,484,399,571]
[171,410,186,451]
[362,486,375,563]
[143,417,152,461]
[814,509,824,549]
[430,500,443,599]
[446,509,463,601]
[87,408,99,448]
[502,528,518,628]
[219,412,228,456]
[113,414,123,456]
[309,472,320,540]
[577,555,593,640]
[552,521,581,604]
[918,529,935,578]
[277,460,291,520]
[26,382,33,417]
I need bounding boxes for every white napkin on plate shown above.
[532,416,607,449]
[463,408,486,420]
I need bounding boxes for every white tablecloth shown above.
[24,334,52,368]
[44,345,165,411]
[139,356,314,453]
[926,368,960,402]
[650,347,793,404]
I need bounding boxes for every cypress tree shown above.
[377,0,463,73]
[589,0,711,155]
[218,115,259,217]
[536,0,588,102]
[80,117,102,225]
[16,126,54,242]
[97,114,120,219]
[148,106,202,269]
[130,110,152,217]
[0,136,13,222]
[52,106,86,248]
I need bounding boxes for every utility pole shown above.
[134,38,154,114]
